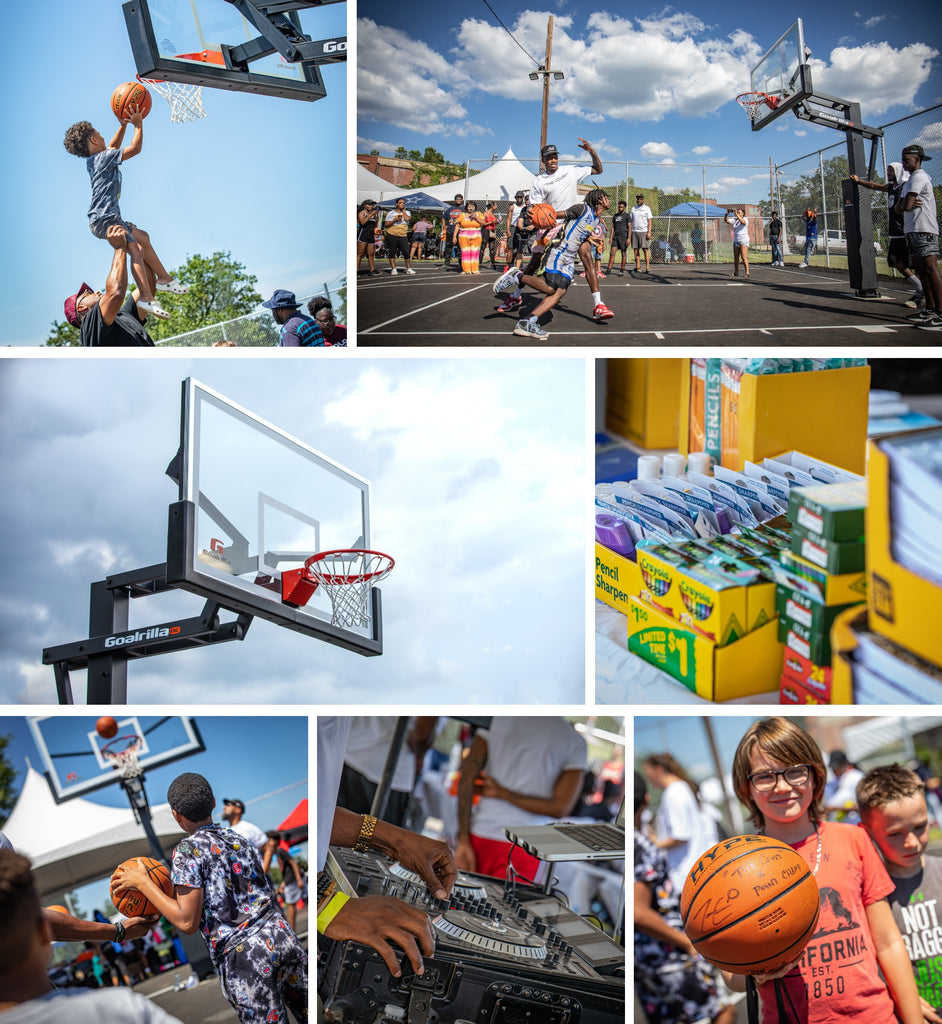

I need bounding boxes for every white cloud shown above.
[358,12,938,143]
[811,42,938,116]
[692,145,712,155]
[641,142,677,160]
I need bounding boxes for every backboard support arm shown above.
[221,0,346,67]
[43,564,254,705]
[792,93,885,298]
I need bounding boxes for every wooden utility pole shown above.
[540,16,554,164]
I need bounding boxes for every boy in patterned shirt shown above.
[113,773,306,1023]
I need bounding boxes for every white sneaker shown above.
[405,268,416,275]
[390,268,398,275]
[799,262,808,268]
[137,299,170,319]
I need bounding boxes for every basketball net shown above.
[303,550,395,628]
[102,735,145,779]
[138,76,206,124]
[736,91,778,123]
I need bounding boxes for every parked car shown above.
[787,229,882,254]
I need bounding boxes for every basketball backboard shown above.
[165,378,384,655]
[28,715,205,803]
[748,20,813,131]
[123,0,345,101]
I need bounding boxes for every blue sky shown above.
[1,0,346,348]
[1,713,307,917]
[357,2,941,202]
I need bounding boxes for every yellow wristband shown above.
[316,891,349,934]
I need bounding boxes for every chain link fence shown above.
[156,282,346,347]
[440,159,769,266]
[773,104,942,271]
[421,109,939,270]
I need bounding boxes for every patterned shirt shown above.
[171,823,275,964]
[278,312,326,347]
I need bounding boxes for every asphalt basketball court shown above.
[356,261,936,347]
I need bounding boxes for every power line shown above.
[479,0,541,66]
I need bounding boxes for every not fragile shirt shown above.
[887,853,942,1009]
[86,148,124,226]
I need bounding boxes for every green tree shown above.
[334,279,347,324]
[45,319,81,347]
[0,733,21,828]
[394,146,408,158]
[775,155,851,219]
[144,252,262,342]
[44,252,262,346]
[422,147,445,164]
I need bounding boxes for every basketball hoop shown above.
[136,54,220,124]
[736,91,779,122]
[102,735,145,779]
[303,549,395,628]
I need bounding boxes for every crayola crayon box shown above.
[626,595,783,701]
[636,544,776,646]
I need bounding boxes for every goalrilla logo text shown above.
[105,626,182,648]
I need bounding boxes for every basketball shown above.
[111,81,152,121]
[45,905,69,915]
[527,203,557,230]
[96,716,119,739]
[110,857,172,917]
[680,834,820,975]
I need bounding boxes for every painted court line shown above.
[360,283,491,333]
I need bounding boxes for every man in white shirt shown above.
[494,138,614,322]
[455,717,588,880]
[629,193,654,273]
[896,143,942,330]
[221,797,268,848]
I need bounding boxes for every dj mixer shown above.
[318,847,625,1023]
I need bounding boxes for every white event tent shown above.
[356,162,405,203]
[387,147,536,204]
[4,766,182,901]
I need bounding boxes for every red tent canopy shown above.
[278,799,307,846]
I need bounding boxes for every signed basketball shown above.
[680,834,819,974]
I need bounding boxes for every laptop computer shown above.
[502,801,625,862]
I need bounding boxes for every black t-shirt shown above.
[888,181,905,237]
[80,296,155,347]
[769,218,782,240]
[612,211,630,236]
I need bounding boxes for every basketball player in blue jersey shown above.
[512,189,611,340]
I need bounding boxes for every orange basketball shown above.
[111,81,152,121]
[110,857,172,917]
[96,716,118,739]
[45,905,70,915]
[527,203,558,230]
[680,834,820,975]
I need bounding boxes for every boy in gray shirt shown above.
[63,101,188,320]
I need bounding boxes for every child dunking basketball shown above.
[112,773,306,1023]
[857,765,942,1023]
[63,104,188,320]
[723,718,922,1024]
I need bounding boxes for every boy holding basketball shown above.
[721,718,923,1024]
[63,103,188,321]
[112,772,306,1023]
[858,765,942,1022]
